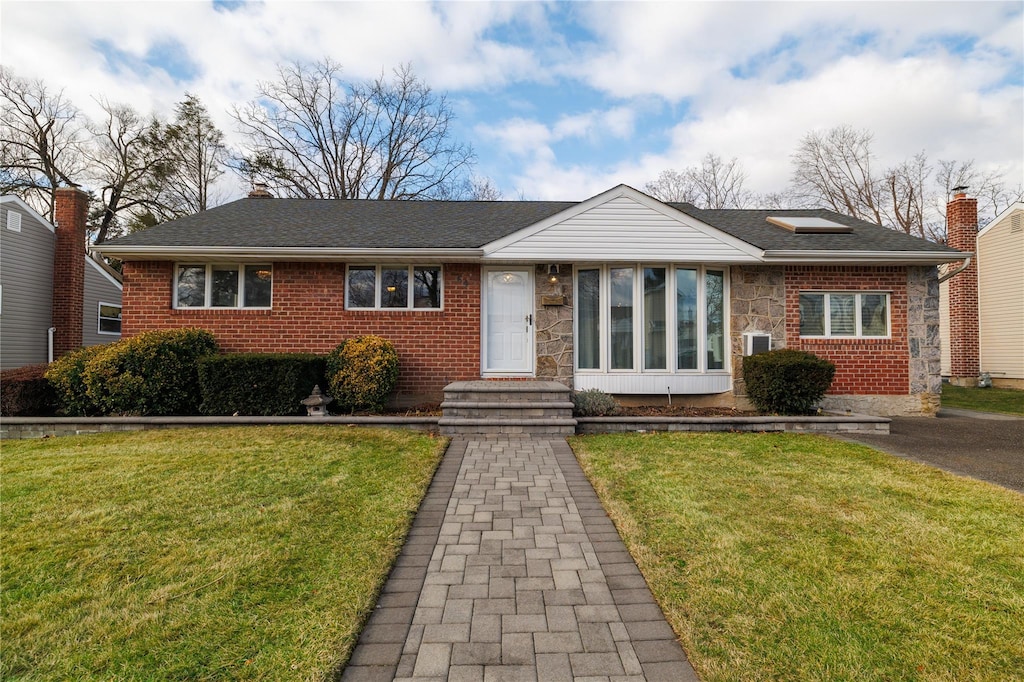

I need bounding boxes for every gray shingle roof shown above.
[671,204,961,254]
[103,198,575,249]
[100,195,962,257]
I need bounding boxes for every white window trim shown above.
[97,301,122,335]
[344,264,444,310]
[173,263,273,309]
[574,264,731,375]
[799,291,891,339]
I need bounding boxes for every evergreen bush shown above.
[82,328,218,416]
[45,345,108,416]
[326,336,399,413]
[743,349,835,415]
[198,353,327,416]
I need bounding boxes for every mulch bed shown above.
[361,404,758,418]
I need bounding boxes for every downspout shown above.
[48,327,56,363]
[938,257,972,284]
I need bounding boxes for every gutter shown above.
[47,327,55,363]
[89,245,486,262]
[937,256,972,284]
[761,250,969,266]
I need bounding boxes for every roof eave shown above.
[89,245,486,262]
[761,250,971,265]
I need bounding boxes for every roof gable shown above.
[978,202,1024,239]
[483,185,762,262]
[0,195,55,234]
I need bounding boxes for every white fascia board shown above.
[89,245,485,262]
[761,250,972,265]
[482,184,764,260]
[978,202,1024,239]
[86,256,124,290]
[0,195,55,232]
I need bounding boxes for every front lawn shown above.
[571,432,1024,682]
[942,383,1024,416]
[1,426,445,681]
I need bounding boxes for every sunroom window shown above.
[799,292,890,338]
[175,264,272,308]
[576,265,729,373]
[346,265,442,310]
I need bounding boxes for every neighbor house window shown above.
[799,292,890,338]
[175,264,272,308]
[98,303,122,334]
[346,265,442,309]
[576,264,729,373]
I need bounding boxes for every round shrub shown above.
[571,389,619,417]
[326,335,399,413]
[82,328,218,416]
[742,349,836,415]
[45,345,109,416]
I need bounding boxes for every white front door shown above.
[484,268,533,374]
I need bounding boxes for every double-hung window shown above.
[576,265,728,373]
[346,265,442,309]
[799,292,890,338]
[175,264,273,308]
[98,302,122,334]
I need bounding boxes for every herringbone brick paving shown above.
[342,436,697,682]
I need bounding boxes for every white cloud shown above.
[1,0,1020,206]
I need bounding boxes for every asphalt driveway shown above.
[841,409,1024,493]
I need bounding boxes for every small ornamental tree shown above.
[326,336,399,413]
[743,349,836,415]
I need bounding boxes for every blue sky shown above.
[2,1,1021,203]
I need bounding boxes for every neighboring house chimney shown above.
[52,187,89,358]
[946,190,980,386]
[248,183,274,198]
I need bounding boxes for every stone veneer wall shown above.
[534,263,574,387]
[730,265,787,399]
[907,265,941,413]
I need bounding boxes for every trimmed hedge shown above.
[198,353,327,416]
[45,345,109,416]
[1,364,57,417]
[743,348,836,415]
[326,336,399,413]
[81,328,218,416]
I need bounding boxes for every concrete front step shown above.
[441,380,576,434]
[437,417,577,436]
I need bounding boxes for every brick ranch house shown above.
[93,184,969,416]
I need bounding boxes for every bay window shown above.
[799,291,890,338]
[176,264,272,308]
[576,265,729,373]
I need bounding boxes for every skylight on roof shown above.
[766,216,853,233]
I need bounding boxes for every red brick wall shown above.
[785,266,909,395]
[52,187,89,358]
[945,194,979,380]
[122,261,482,402]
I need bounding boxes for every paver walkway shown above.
[342,436,698,682]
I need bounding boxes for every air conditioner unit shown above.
[743,333,772,356]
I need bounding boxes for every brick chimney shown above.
[52,187,89,358]
[945,190,979,386]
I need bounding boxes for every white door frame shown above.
[481,266,535,376]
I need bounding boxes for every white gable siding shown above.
[486,196,760,263]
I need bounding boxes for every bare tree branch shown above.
[231,59,474,200]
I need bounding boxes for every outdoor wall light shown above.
[548,264,560,282]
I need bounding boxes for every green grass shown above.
[942,383,1024,416]
[571,432,1024,682]
[1,426,446,681]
